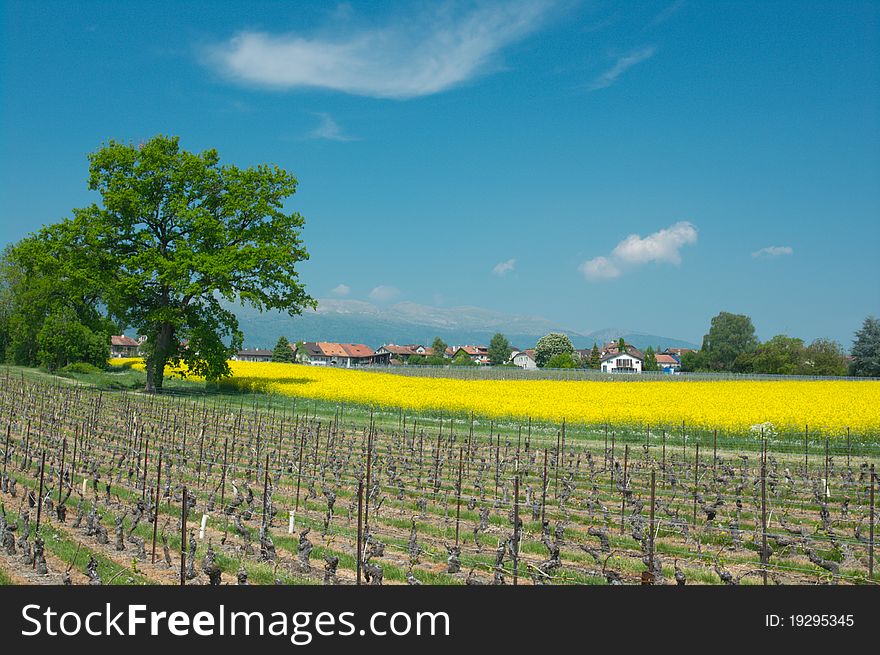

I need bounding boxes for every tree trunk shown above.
[144,323,174,394]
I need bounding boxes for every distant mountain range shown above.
[232,299,699,352]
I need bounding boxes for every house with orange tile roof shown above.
[655,353,681,374]
[451,345,490,364]
[298,341,388,367]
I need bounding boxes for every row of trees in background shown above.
[681,311,880,377]
[267,312,879,377]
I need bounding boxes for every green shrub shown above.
[61,362,104,374]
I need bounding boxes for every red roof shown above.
[340,343,374,358]
[655,354,679,365]
[455,346,488,356]
[111,335,139,347]
[380,344,418,356]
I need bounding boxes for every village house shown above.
[655,353,682,374]
[600,344,645,373]
[375,343,452,364]
[233,348,273,362]
[375,344,421,361]
[510,349,538,369]
[662,347,696,361]
[109,335,140,358]
[451,345,490,365]
[298,342,389,367]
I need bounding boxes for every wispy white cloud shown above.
[306,112,355,141]
[331,283,351,296]
[649,0,685,28]
[492,258,516,276]
[203,1,556,99]
[589,46,656,90]
[580,221,697,281]
[369,285,400,302]
[752,245,793,259]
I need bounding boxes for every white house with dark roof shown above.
[510,349,538,369]
[600,346,644,373]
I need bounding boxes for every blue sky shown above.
[1,0,878,346]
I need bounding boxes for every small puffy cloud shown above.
[580,221,697,281]
[610,221,697,266]
[369,285,400,302]
[331,283,351,296]
[492,258,516,276]
[752,245,793,259]
[579,256,621,280]
[590,46,656,91]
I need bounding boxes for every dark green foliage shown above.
[643,346,658,372]
[431,337,448,358]
[700,311,759,371]
[488,332,511,365]
[0,232,111,370]
[451,351,476,366]
[545,352,578,369]
[802,338,848,376]
[679,350,706,372]
[851,316,880,377]
[272,336,296,363]
[37,307,109,370]
[589,343,601,369]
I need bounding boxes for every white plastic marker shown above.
[200,514,208,540]
[82,479,87,496]
[288,510,295,534]
[822,478,830,499]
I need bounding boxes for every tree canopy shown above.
[643,346,658,372]
[700,311,759,371]
[851,316,880,377]
[9,135,314,390]
[0,230,111,370]
[488,332,512,365]
[271,336,296,363]
[535,332,574,367]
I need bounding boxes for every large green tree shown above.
[802,339,848,376]
[1,231,111,370]
[588,343,601,369]
[534,332,574,367]
[66,135,315,391]
[679,349,706,372]
[700,311,759,371]
[851,316,880,377]
[748,334,805,375]
[488,332,512,365]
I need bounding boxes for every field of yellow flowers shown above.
[114,360,880,434]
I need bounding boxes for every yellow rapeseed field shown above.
[112,359,880,433]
